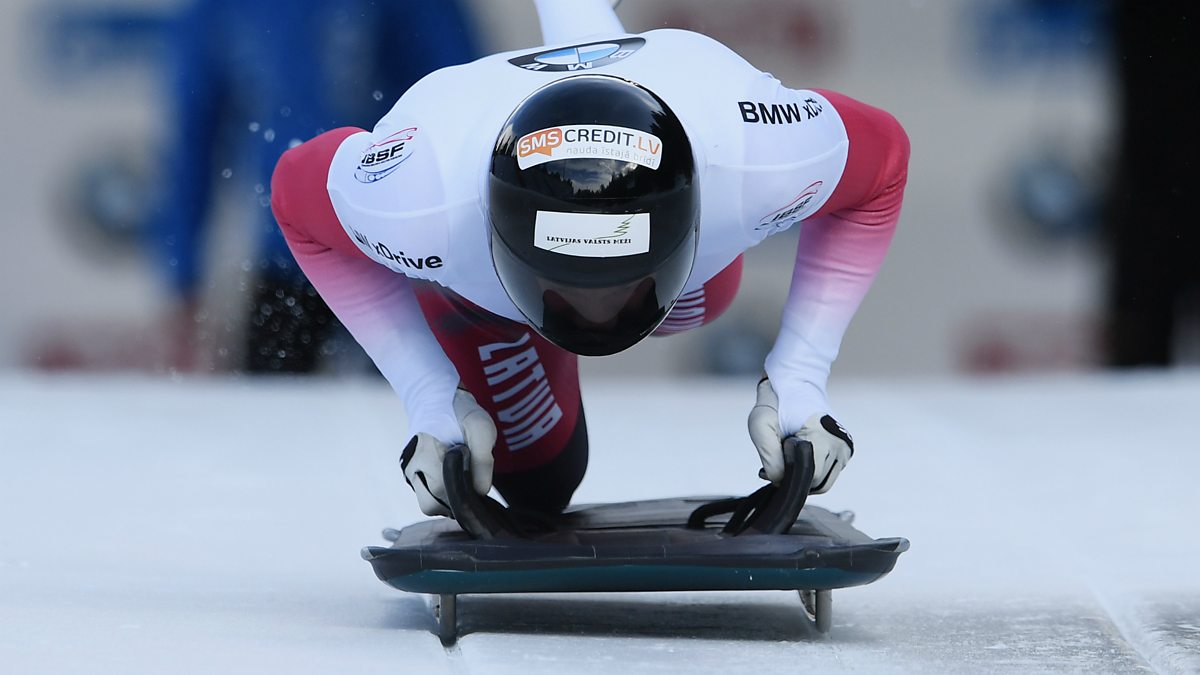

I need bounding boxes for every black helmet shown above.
[488,74,699,356]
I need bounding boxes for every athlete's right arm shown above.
[269,129,464,445]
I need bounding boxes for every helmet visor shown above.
[491,224,697,356]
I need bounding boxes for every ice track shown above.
[1,372,1197,673]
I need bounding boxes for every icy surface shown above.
[1,371,1198,673]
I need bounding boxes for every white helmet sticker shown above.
[534,211,650,258]
[517,125,662,171]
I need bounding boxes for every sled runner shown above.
[362,439,908,645]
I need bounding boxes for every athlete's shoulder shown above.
[324,47,547,270]
[321,50,571,285]
[632,31,852,250]
[323,114,477,283]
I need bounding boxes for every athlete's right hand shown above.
[400,389,497,517]
[747,376,854,494]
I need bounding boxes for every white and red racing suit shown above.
[269,16,908,510]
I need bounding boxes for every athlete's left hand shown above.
[747,376,855,494]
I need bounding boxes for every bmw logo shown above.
[509,37,645,72]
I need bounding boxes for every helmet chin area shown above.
[491,225,697,356]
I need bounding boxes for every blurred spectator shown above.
[152,0,479,372]
[1106,2,1199,366]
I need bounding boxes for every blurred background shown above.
[1,0,1195,381]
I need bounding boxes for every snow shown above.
[1,371,1198,673]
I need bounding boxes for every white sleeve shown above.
[271,136,464,444]
[762,91,910,434]
[287,245,463,444]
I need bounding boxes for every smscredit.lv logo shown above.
[518,128,563,158]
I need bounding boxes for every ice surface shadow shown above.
[439,592,829,642]
[1108,591,1200,674]
[839,596,1158,673]
[372,594,439,633]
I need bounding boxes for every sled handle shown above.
[741,436,816,534]
[445,439,813,540]
[688,437,815,535]
[442,445,519,540]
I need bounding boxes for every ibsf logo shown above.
[517,128,563,158]
[756,181,823,232]
[355,127,416,184]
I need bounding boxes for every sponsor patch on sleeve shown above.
[756,181,824,232]
[354,127,417,184]
[534,211,650,258]
[517,125,662,171]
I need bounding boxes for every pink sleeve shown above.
[765,91,910,432]
[270,130,463,443]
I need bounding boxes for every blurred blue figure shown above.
[970,0,1110,76]
[153,0,479,372]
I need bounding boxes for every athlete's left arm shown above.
[764,90,910,433]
